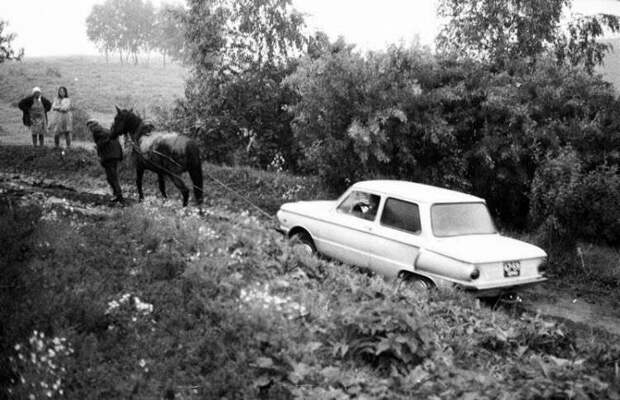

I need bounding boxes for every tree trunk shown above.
[162,50,166,68]
[119,50,123,65]
[105,48,109,64]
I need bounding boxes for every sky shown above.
[1,0,620,57]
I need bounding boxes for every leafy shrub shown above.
[530,148,620,247]
[3,181,620,399]
[572,166,620,246]
[332,298,437,373]
[529,148,583,247]
[69,107,91,140]
[0,197,42,393]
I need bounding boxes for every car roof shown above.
[351,180,485,204]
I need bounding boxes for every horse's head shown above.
[111,106,141,138]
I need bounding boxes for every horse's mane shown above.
[123,111,154,139]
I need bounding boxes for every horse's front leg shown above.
[157,173,167,199]
[136,164,145,202]
[169,174,189,207]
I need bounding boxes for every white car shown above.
[277,180,547,297]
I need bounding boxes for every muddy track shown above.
[2,171,619,336]
[0,172,124,220]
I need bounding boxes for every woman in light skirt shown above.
[51,86,73,148]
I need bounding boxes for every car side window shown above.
[380,198,421,234]
[337,190,381,221]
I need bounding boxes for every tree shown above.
[153,3,187,66]
[86,4,118,63]
[179,0,307,168]
[0,20,23,63]
[184,0,305,73]
[555,14,620,73]
[436,0,569,66]
[436,0,620,73]
[86,0,157,64]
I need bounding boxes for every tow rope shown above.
[124,132,275,220]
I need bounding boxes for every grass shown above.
[0,56,186,115]
[2,161,620,399]
[0,56,186,144]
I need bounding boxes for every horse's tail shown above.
[187,143,203,205]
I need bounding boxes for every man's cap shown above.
[86,119,100,129]
[32,87,41,94]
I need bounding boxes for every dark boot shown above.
[109,196,125,206]
[103,160,123,203]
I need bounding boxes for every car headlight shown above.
[470,268,480,280]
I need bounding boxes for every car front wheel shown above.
[291,231,316,256]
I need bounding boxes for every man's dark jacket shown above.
[18,95,52,127]
[88,122,123,162]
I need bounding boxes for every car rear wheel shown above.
[398,272,434,293]
[291,231,316,256]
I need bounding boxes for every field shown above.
[1,57,620,398]
[0,56,186,144]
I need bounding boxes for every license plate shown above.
[503,261,521,277]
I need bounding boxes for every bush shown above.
[571,166,620,245]
[0,197,42,393]
[530,148,620,248]
[70,107,92,141]
[3,179,620,399]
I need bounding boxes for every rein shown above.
[122,125,275,220]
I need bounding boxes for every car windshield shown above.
[431,202,496,237]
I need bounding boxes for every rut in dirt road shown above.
[0,173,122,220]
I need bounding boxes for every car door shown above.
[366,197,423,278]
[317,190,381,268]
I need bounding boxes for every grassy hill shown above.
[0,56,186,143]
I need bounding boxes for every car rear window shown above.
[380,198,421,234]
[431,202,496,237]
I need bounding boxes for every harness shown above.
[123,124,274,219]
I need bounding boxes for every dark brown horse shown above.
[111,107,203,206]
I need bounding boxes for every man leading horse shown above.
[110,107,203,207]
[86,119,124,205]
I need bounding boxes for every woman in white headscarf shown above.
[18,87,51,147]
